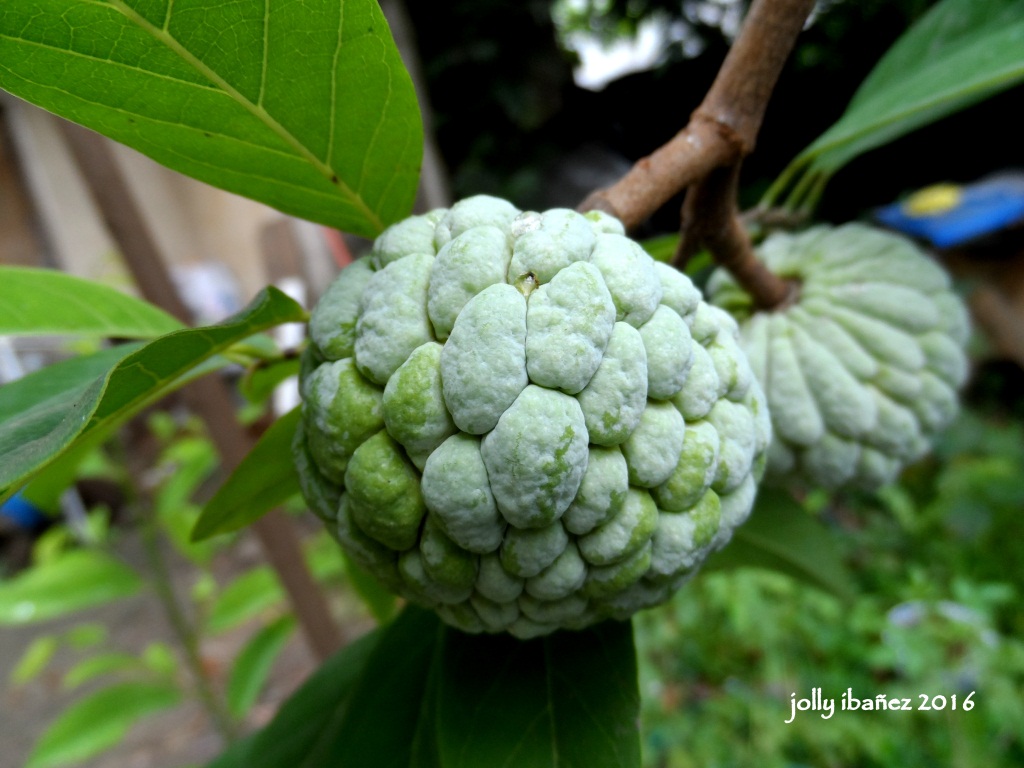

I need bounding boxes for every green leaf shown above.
[227,615,296,719]
[705,488,856,601]
[207,609,638,768]
[768,0,1024,210]
[435,620,641,768]
[205,566,283,635]
[639,234,679,264]
[0,549,144,625]
[341,552,398,625]
[0,0,423,238]
[293,606,441,768]
[26,681,181,768]
[63,652,143,689]
[141,642,179,678]
[206,622,384,768]
[0,344,140,499]
[0,287,305,505]
[17,357,227,514]
[0,267,183,338]
[304,530,347,583]
[64,623,108,649]
[409,641,443,768]
[240,356,301,405]
[191,407,302,541]
[10,635,60,685]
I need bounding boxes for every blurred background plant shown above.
[1,409,378,768]
[636,406,1024,768]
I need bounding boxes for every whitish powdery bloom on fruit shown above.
[296,196,770,638]
[707,223,969,491]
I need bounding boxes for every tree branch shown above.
[674,164,796,309]
[696,0,817,153]
[578,0,816,309]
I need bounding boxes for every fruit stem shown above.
[673,165,796,310]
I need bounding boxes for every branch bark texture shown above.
[578,0,816,309]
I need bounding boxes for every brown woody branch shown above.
[676,164,796,308]
[578,0,816,309]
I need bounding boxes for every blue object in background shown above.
[876,173,1024,249]
[0,492,48,531]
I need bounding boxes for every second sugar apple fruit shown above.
[707,223,969,491]
[295,195,771,639]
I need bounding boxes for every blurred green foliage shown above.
[635,406,1024,767]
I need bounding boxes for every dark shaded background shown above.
[403,0,1023,231]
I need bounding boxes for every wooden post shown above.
[58,121,343,661]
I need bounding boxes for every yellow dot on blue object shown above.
[903,183,962,216]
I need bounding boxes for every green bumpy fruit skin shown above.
[707,223,969,491]
[296,196,771,638]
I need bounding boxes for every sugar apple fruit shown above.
[294,195,771,638]
[707,223,969,491]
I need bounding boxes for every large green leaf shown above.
[0,287,305,504]
[205,609,439,768]
[0,0,423,237]
[204,608,642,768]
[239,627,380,767]
[766,0,1024,210]
[309,606,441,768]
[0,344,141,503]
[705,488,856,601]
[239,356,302,405]
[0,267,183,338]
[341,551,398,625]
[435,620,641,768]
[0,549,144,625]
[25,681,181,768]
[18,355,229,514]
[191,407,301,541]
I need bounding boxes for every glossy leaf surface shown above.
[0,267,183,338]
[767,0,1024,210]
[0,0,423,237]
[435,621,641,768]
[202,607,642,768]
[0,287,305,504]
[191,407,301,541]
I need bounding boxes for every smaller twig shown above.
[579,0,816,313]
[140,518,240,743]
[579,0,816,231]
[673,165,794,309]
[578,116,733,228]
[740,206,810,231]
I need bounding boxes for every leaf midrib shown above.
[805,63,1024,167]
[804,19,1024,165]
[102,0,382,232]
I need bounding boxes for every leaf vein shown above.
[326,0,343,167]
[102,0,381,230]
